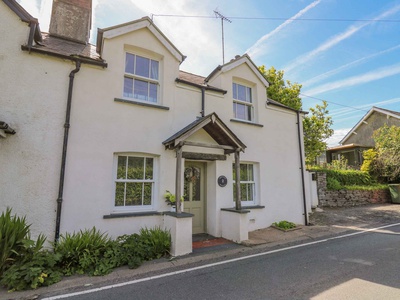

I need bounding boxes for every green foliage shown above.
[326,169,372,186]
[258,66,333,165]
[272,221,296,230]
[0,209,62,291]
[259,66,302,110]
[164,190,184,206]
[1,209,171,290]
[327,157,351,170]
[1,247,62,291]
[360,149,377,173]
[138,227,171,260]
[303,101,334,165]
[370,125,400,183]
[326,177,342,190]
[0,208,31,275]
[54,226,171,276]
[54,227,116,276]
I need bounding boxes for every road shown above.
[47,224,400,300]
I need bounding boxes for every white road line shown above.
[42,222,400,300]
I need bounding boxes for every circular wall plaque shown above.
[218,175,228,187]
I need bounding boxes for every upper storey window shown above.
[124,53,159,103]
[232,83,253,122]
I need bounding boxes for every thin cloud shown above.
[246,0,321,58]
[326,128,351,147]
[303,63,400,96]
[284,4,400,74]
[302,44,400,87]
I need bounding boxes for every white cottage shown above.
[1,0,313,256]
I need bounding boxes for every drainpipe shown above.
[55,60,81,242]
[200,87,205,117]
[297,111,308,225]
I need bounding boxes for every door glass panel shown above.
[192,167,201,201]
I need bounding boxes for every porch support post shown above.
[175,144,183,213]
[234,149,242,210]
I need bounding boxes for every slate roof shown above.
[23,33,104,64]
[176,71,226,94]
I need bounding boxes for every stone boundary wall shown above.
[316,172,390,207]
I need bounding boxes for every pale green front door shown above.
[183,162,206,234]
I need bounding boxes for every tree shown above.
[259,65,333,164]
[366,125,400,183]
[302,101,334,165]
[259,65,302,110]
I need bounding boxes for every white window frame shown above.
[113,153,156,212]
[232,162,257,206]
[123,53,160,103]
[232,82,254,122]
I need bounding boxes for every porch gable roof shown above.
[163,113,246,154]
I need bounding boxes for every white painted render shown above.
[0,4,74,240]
[1,5,311,245]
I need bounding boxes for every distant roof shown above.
[340,106,400,144]
[326,143,368,152]
[176,71,227,94]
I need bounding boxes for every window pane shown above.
[247,164,254,181]
[247,183,254,201]
[232,83,237,99]
[123,77,133,98]
[150,60,159,80]
[117,156,127,179]
[125,182,142,206]
[246,105,252,121]
[143,183,152,205]
[237,84,246,101]
[125,53,135,73]
[235,103,246,120]
[240,183,247,201]
[192,167,201,201]
[240,164,248,181]
[134,79,148,101]
[233,183,237,202]
[127,157,144,179]
[149,83,158,103]
[246,87,252,103]
[145,158,153,179]
[115,182,125,206]
[136,55,150,78]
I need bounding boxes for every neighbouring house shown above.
[1,0,316,256]
[327,107,400,168]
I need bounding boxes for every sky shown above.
[17,0,400,146]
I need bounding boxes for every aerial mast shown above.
[214,10,232,64]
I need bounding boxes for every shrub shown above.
[1,235,62,291]
[138,227,171,260]
[0,208,31,275]
[54,227,116,276]
[273,221,296,230]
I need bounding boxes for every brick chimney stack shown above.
[49,0,92,44]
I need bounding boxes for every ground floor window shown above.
[114,154,154,210]
[232,163,256,205]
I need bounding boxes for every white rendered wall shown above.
[0,3,74,240]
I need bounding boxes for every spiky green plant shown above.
[54,227,113,275]
[0,208,31,275]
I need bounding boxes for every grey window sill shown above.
[103,211,161,219]
[114,98,169,110]
[230,119,263,127]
